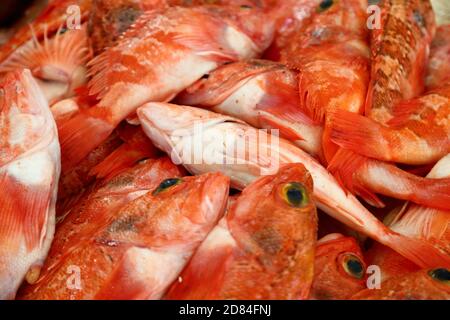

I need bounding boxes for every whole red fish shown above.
[352,268,450,300]
[58,5,275,172]
[20,169,228,299]
[0,69,60,299]
[166,163,317,299]
[310,234,367,300]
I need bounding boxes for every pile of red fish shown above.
[0,0,449,300]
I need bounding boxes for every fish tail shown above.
[328,149,385,208]
[329,110,390,161]
[361,161,450,211]
[321,124,339,165]
[58,108,115,171]
[382,232,450,269]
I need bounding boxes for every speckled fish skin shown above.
[137,102,450,269]
[19,172,228,300]
[352,268,450,300]
[58,4,275,172]
[310,234,367,300]
[366,0,436,123]
[0,69,60,299]
[165,163,317,300]
[280,0,371,163]
[88,0,268,55]
[176,59,324,157]
[18,157,185,299]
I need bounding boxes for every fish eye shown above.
[317,0,334,12]
[341,254,365,279]
[413,10,426,28]
[281,182,309,208]
[428,268,450,284]
[153,178,183,195]
[58,27,68,35]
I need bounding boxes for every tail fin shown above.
[383,232,450,269]
[58,109,115,171]
[362,161,450,211]
[329,110,388,160]
[328,149,385,208]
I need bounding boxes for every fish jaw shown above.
[0,69,60,299]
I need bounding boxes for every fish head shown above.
[150,172,230,228]
[137,102,244,166]
[230,162,315,230]
[207,4,275,57]
[311,233,367,299]
[94,157,185,199]
[0,69,56,165]
[225,163,317,298]
[352,268,450,299]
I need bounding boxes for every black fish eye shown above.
[58,27,68,35]
[153,178,182,195]
[341,254,365,279]
[281,182,309,208]
[429,268,450,284]
[413,10,426,28]
[318,0,334,12]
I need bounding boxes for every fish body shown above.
[58,5,275,171]
[177,59,323,157]
[137,102,450,269]
[280,0,370,162]
[366,0,436,123]
[331,83,450,165]
[352,268,450,300]
[20,167,227,299]
[88,0,268,55]
[0,69,60,299]
[310,234,367,300]
[166,163,317,299]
